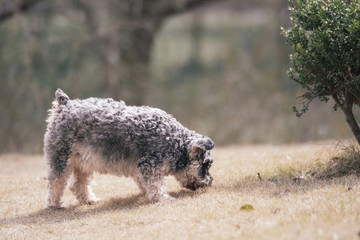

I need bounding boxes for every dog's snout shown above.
[201,175,213,187]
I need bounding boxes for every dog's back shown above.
[45,90,193,172]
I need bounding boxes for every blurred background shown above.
[0,0,352,153]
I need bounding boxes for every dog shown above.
[44,89,214,209]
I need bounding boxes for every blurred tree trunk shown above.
[74,0,220,105]
[118,25,157,105]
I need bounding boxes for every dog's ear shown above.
[190,137,215,155]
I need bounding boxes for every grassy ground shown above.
[1,141,360,240]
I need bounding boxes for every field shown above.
[1,142,360,240]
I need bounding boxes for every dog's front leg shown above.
[137,156,174,202]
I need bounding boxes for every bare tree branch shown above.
[0,0,44,22]
[332,94,344,108]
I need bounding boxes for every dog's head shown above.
[176,136,215,191]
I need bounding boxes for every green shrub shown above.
[282,0,360,144]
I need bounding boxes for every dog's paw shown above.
[159,194,175,202]
[81,197,101,205]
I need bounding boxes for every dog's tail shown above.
[55,89,70,105]
[46,89,70,124]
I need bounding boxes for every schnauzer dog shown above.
[44,89,214,209]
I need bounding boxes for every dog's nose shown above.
[202,175,213,186]
[209,176,213,186]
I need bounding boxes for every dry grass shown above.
[1,141,360,240]
[314,142,360,179]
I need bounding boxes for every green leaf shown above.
[240,204,255,211]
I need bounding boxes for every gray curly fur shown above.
[44,89,214,209]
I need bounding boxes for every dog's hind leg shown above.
[45,153,72,209]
